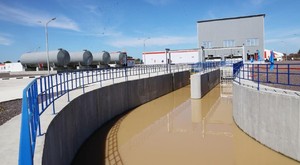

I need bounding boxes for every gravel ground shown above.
[0,99,22,126]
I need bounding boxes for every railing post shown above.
[257,64,260,90]
[67,71,70,102]
[266,64,269,83]
[34,81,41,136]
[82,71,85,93]
[288,64,290,85]
[19,90,33,165]
[276,64,279,84]
[125,67,128,81]
[40,78,44,111]
[50,75,56,114]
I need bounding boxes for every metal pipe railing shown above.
[18,64,193,165]
[233,62,300,90]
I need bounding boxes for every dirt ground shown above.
[0,99,22,126]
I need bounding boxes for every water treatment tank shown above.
[69,50,93,66]
[110,51,127,65]
[92,51,111,65]
[20,48,70,67]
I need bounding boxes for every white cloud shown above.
[0,34,13,46]
[107,36,196,48]
[0,3,80,31]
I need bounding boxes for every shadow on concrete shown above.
[71,111,129,165]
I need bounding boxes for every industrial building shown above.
[197,14,265,61]
[143,14,265,65]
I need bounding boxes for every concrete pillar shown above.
[191,73,201,99]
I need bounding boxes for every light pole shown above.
[44,17,56,74]
[141,37,150,64]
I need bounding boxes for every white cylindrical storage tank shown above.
[110,51,127,65]
[20,48,70,67]
[69,50,93,66]
[92,51,111,65]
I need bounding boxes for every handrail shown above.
[19,64,195,165]
[190,61,226,73]
[233,62,300,91]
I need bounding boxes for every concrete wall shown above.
[233,82,300,161]
[42,71,190,165]
[191,69,220,99]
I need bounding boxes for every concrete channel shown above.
[72,83,300,165]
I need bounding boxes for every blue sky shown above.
[0,0,299,62]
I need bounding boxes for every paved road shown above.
[0,78,35,102]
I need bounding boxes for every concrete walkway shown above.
[0,71,178,165]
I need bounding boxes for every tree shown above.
[135,58,143,64]
[298,49,300,54]
[4,61,11,63]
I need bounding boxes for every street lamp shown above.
[43,17,56,74]
[140,37,150,64]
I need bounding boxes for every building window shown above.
[246,38,259,46]
[202,41,212,49]
[223,40,235,47]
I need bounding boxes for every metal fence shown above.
[18,64,192,165]
[233,62,300,90]
[190,61,226,73]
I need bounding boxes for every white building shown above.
[0,63,23,72]
[143,49,200,65]
[264,49,284,61]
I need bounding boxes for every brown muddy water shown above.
[73,83,300,165]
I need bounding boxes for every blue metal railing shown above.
[18,64,193,165]
[190,61,226,73]
[233,62,300,90]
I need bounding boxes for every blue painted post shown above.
[252,64,254,81]
[82,71,85,94]
[34,82,41,136]
[75,72,78,88]
[63,73,66,94]
[47,76,51,108]
[288,64,290,85]
[276,64,279,84]
[100,70,102,87]
[59,74,63,96]
[112,68,114,84]
[92,70,94,83]
[39,78,44,111]
[50,75,55,114]
[266,64,269,83]
[19,90,33,165]
[67,72,70,102]
[55,74,58,97]
[44,77,48,106]
[257,64,260,90]
[87,71,90,84]
[125,67,128,81]
[71,72,74,90]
